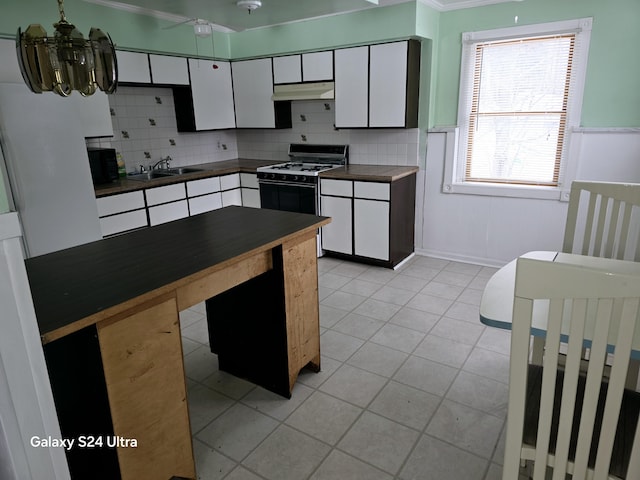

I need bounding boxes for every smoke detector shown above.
[237,0,262,13]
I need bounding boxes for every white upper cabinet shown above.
[302,51,333,81]
[116,51,151,83]
[369,41,409,127]
[187,58,236,130]
[149,54,189,85]
[334,46,369,128]
[232,58,276,128]
[273,55,302,84]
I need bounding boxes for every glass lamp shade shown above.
[17,20,118,97]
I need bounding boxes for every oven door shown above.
[259,179,317,215]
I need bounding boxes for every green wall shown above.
[432,0,640,128]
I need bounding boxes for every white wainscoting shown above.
[416,128,640,266]
[0,212,70,479]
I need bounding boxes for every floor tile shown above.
[444,261,483,276]
[181,337,202,356]
[347,342,408,377]
[389,307,439,333]
[285,391,362,445]
[296,356,341,389]
[319,364,387,407]
[241,382,313,421]
[393,355,458,397]
[410,256,450,270]
[357,266,397,284]
[192,438,236,479]
[446,371,509,418]
[371,284,416,306]
[400,264,441,281]
[202,369,256,400]
[476,328,511,356]
[337,411,419,474]
[310,450,393,480]
[180,308,205,330]
[331,262,370,278]
[430,316,485,345]
[183,345,219,382]
[321,290,367,311]
[243,425,331,480]
[433,270,474,287]
[426,399,503,458]
[368,380,440,430]
[386,273,429,292]
[352,298,402,321]
[223,466,264,480]
[319,304,348,328]
[196,403,278,461]
[457,287,483,306]
[463,347,510,384]
[320,330,364,362]
[399,435,488,480]
[318,272,352,290]
[405,293,454,315]
[369,323,425,353]
[181,317,211,345]
[187,383,235,434]
[340,278,383,297]
[332,312,385,340]
[413,334,473,368]
[445,301,480,323]
[419,281,464,300]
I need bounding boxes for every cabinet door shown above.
[354,199,389,261]
[302,51,333,81]
[222,189,242,207]
[320,195,352,254]
[188,58,236,130]
[187,176,221,197]
[241,188,260,208]
[220,173,240,191]
[100,210,148,237]
[145,183,186,207]
[273,55,302,84]
[148,200,189,226]
[75,91,114,137]
[240,172,258,188]
[149,54,189,85]
[232,58,275,128]
[334,46,368,128]
[188,193,222,215]
[97,191,145,217]
[116,51,150,83]
[369,41,408,128]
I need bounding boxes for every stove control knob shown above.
[269,173,276,180]
[293,176,299,181]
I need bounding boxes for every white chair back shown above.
[503,257,640,480]
[563,181,640,261]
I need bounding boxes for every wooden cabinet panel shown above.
[97,297,194,480]
[116,51,150,83]
[149,54,189,85]
[334,46,369,128]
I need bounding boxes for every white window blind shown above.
[466,35,574,186]
[448,18,593,199]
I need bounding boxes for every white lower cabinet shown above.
[188,193,222,215]
[222,189,242,207]
[149,200,189,226]
[97,191,147,237]
[354,199,389,261]
[241,188,260,208]
[320,195,352,255]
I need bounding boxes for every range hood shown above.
[271,82,334,101]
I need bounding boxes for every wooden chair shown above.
[503,257,640,479]
[563,181,640,261]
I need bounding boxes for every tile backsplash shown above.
[87,88,420,170]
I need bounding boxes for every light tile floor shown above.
[179,254,529,480]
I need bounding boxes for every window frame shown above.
[443,18,593,200]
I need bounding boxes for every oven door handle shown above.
[258,179,317,189]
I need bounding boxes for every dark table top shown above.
[26,206,328,342]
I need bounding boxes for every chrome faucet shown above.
[152,156,172,170]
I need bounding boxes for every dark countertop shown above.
[25,206,329,343]
[319,165,419,182]
[95,158,280,197]
[95,159,420,197]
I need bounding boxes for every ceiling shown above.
[82,0,520,32]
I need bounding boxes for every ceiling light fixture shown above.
[193,19,213,38]
[237,0,262,14]
[16,0,118,97]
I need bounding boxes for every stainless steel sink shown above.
[166,167,203,175]
[126,171,175,182]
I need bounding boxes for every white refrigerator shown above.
[0,83,104,257]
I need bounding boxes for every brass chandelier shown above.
[17,0,118,97]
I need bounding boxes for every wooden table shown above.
[480,251,640,385]
[26,206,330,480]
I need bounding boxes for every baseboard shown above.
[414,248,507,268]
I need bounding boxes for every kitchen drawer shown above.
[220,173,240,191]
[354,181,390,201]
[320,179,353,197]
[145,183,186,206]
[148,200,189,226]
[100,210,148,237]
[240,172,258,189]
[97,191,145,217]
[188,193,222,215]
[187,176,221,197]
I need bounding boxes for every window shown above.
[444,18,592,199]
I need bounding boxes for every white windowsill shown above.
[442,181,567,201]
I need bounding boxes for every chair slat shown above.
[605,198,621,259]
[618,203,632,260]
[594,195,609,257]
[582,192,598,256]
